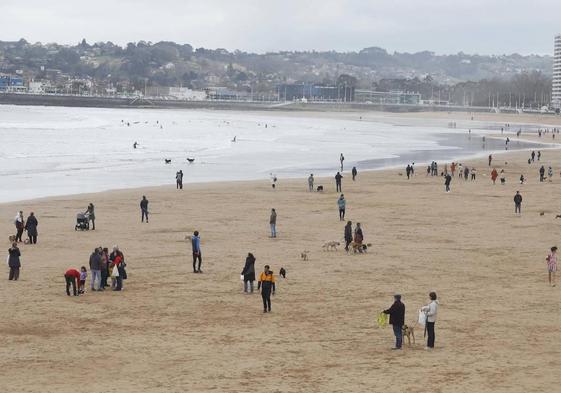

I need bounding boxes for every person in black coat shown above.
[25,212,39,244]
[383,294,405,350]
[335,172,343,192]
[344,221,353,252]
[8,242,21,281]
[241,253,256,293]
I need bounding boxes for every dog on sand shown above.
[322,241,340,251]
[9,235,16,243]
[316,185,324,192]
[403,324,416,346]
[348,242,372,254]
[279,267,286,278]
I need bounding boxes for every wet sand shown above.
[1,111,561,392]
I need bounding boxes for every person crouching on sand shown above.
[546,247,557,287]
[65,268,81,296]
[258,265,275,313]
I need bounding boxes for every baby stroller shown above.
[75,212,90,231]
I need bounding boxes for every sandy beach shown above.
[1,110,561,392]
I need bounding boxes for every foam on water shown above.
[0,105,543,203]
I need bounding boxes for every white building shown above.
[553,34,561,109]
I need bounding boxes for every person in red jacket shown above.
[64,268,81,296]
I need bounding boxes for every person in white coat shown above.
[421,292,438,349]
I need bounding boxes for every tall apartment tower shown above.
[553,35,561,109]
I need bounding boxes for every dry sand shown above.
[1,111,561,392]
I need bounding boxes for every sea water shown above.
[0,105,549,203]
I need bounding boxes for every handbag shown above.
[111,265,119,278]
[418,310,427,326]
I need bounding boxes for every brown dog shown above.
[322,241,340,251]
[8,235,16,243]
[403,324,416,346]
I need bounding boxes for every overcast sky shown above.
[0,0,559,55]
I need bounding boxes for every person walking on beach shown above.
[420,292,439,349]
[406,165,412,179]
[335,172,343,192]
[531,151,535,162]
[488,154,492,167]
[176,170,183,190]
[548,166,553,181]
[463,166,469,181]
[25,212,38,244]
[383,294,405,350]
[450,162,456,176]
[258,265,275,313]
[8,242,21,281]
[191,231,202,273]
[444,173,452,193]
[338,194,346,221]
[241,253,256,293]
[269,209,277,238]
[352,166,357,181]
[89,247,102,291]
[491,168,498,185]
[539,166,545,182]
[140,196,149,223]
[514,191,522,215]
[14,211,24,243]
[344,221,353,252]
[340,153,345,171]
[64,268,81,296]
[470,168,476,181]
[538,151,541,161]
[86,203,95,230]
[546,247,557,287]
[308,174,314,192]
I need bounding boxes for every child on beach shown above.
[546,247,557,287]
[79,266,87,294]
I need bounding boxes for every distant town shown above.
[0,38,557,112]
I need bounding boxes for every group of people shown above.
[344,221,364,252]
[64,246,127,296]
[240,254,277,312]
[13,211,39,244]
[383,292,439,350]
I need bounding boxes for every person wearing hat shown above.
[337,194,346,221]
[383,294,405,350]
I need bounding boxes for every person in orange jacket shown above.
[258,265,276,313]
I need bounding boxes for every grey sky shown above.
[0,0,559,55]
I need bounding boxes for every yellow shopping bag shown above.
[377,312,389,328]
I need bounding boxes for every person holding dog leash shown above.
[383,294,405,350]
[420,292,439,349]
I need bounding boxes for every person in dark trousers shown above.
[340,153,345,171]
[352,166,357,181]
[308,174,314,192]
[270,209,277,238]
[25,212,38,244]
[191,231,202,273]
[258,265,275,313]
[539,165,545,182]
[176,170,183,189]
[538,151,541,161]
[514,191,522,215]
[8,242,21,281]
[14,211,24,243]
[140,196,149,223]
[421,292,439,349]
[383,294,405,350]
[86,203,95,230]
[89,247,102,291]
[344,221,353,252]
[109,246,126,291]
[64,268,81,296]
[531,151,535,162]
[444,173,452,192]
[406,165,412,179]
[337,194,346,221]
[335,172,343,192]
[488,154,492,167]
[241,253,256,293]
